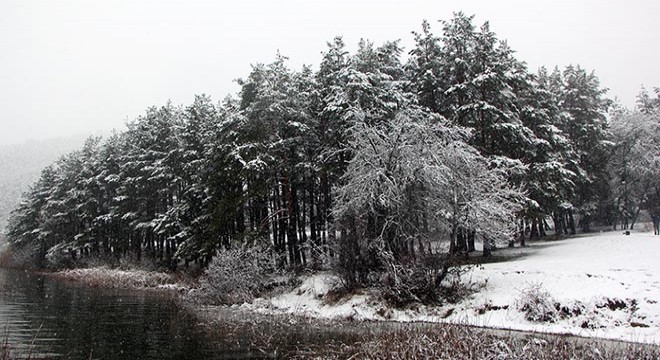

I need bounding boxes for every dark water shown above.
[0,269,405,359]
[0,269,226,359]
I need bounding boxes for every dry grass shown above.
[191,304,660,360]
[288,324,660,359]
[50,267,178,289]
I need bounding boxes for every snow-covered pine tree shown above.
[312,37,352,259]
[5,165,58,266]
[92,132,125,257]
[636,86,660,115]
[406,20,443,114]
[116,104,184,265]
[173,95,218,266]
[555,65,612,231]
[408,13,536,249]
[518,68,577,239]
[227,54,317,266]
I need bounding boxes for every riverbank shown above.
[191,305,660,359]
[49,267,187,291]
[238,228,660,346]
[291,323,660,359]
[24,228,660,358]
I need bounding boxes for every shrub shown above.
[0,244,42,270]
[379,260,475,307]
[45,243,78,269]
[192,244,281,305]
[380,264,438,307]
[516,283,558,323]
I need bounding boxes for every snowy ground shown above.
[244,227,660,344]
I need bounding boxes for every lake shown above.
[0,268,231,359]
[0,267,647,359]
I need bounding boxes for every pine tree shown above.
[173,95,218,265]
[406,20,443,113]
[117,103,184,264]
[408,13,537,248]
[6,165,58,266]
[519,68,577,238]
[556,65,612,231]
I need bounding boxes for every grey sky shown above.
[1,0,658,146]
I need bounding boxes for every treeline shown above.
[0,135,86,231]
[609,89,660,230]
[4,13,656,273]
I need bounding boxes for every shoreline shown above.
[43,267,189,292]
[8,229,659,357]
[39,262,660,347]
[5,262,657,359]
[221,232,660,346]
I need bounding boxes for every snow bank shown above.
[246,230,660,344]
[245,273,378,320]
[456,230,660,344]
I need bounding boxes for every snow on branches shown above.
[334,106,525,287]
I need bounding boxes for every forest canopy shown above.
[3,13,659,296]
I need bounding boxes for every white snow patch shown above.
[245,229,660,344]
[244,273,381,321]
[456,229,660,344]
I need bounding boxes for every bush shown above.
[334,238,472,307]
[333,234,388,290]
[45,243,78,269]
[379,261,473,307]
[380,264,439,306]
[516,283,558,323]
[0,244,42,269]
[192,244,281,305]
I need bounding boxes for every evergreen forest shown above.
[4,13,660,294]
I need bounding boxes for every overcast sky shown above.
[1,0,658,146]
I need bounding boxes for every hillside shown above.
[0,136,87,233]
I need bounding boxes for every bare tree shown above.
[333,106,524,289]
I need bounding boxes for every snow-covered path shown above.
[245,229,660,344]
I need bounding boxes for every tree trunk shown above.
[568,210,577,235]
[323,173,335,257]
[455,227,467,253]
[467,229,475,252]
[530,218,539,240]
[483,235,493,257]
[309,177,318,265]
[553,212,563,235]
[541,218,549,238]
[630,207,642,230]
[449,222,457,256]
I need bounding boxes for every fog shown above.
[1,0,658,145]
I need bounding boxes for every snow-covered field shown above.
[245,228,660,344]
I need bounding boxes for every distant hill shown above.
[0,135,88,234]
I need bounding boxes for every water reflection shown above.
[0,269,219,359]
